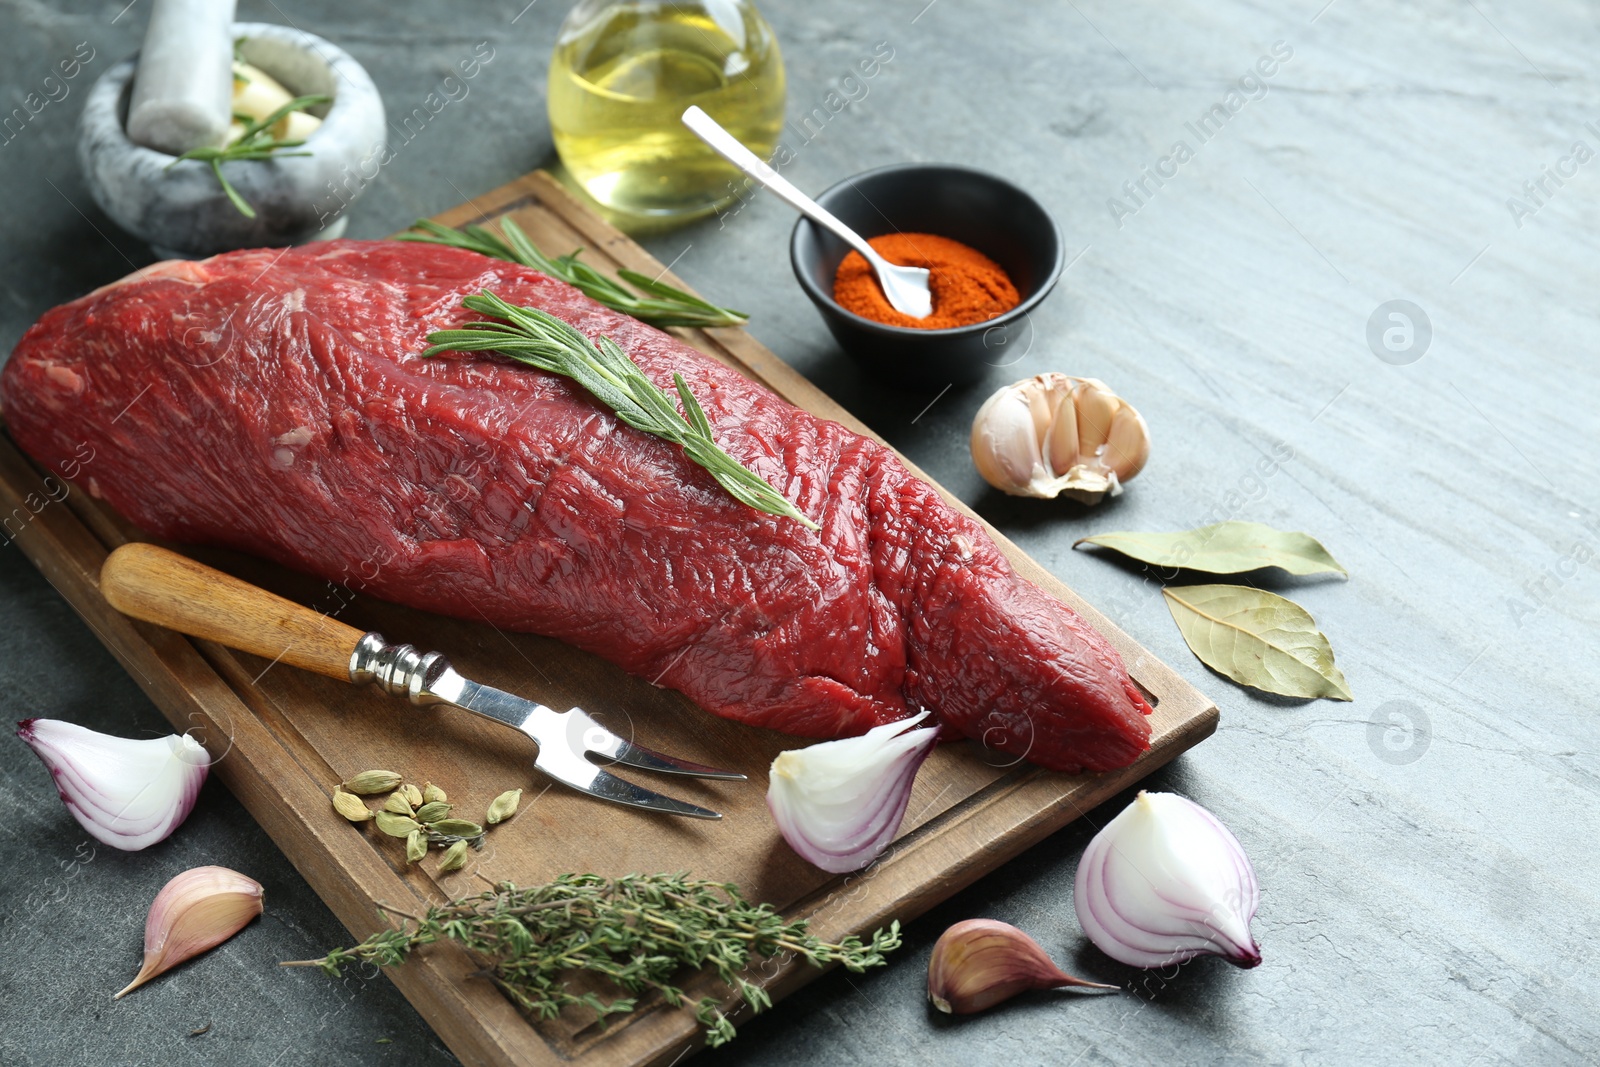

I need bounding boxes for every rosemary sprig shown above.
[401,217,749,329]
[285,873,901,1047]
[169,93,332,218]
[424,290,819,529]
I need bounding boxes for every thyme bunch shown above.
[401,217,749,329]
[286,873,900,1047]
[424,290,818,529]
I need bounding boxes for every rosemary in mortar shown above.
[424,290,819,529]
[401,217,749,329]
[170,93,332,218]
[286,873,901,1047]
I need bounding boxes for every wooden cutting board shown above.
[0,170,1217,1067]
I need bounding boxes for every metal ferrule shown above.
[349,632,453,706]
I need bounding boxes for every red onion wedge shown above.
[16,718,209,851]
[1074,791,1261,969]
[767,711,938,873]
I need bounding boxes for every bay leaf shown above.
[1162,584,1352,700]
[1076,521,1347,577]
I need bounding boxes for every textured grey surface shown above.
[1,1,1597,1065]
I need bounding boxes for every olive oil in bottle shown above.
[548,0,785,219]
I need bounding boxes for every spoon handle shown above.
[681,106,881,265]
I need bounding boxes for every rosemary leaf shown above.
[424,290,818,530]
[169,93,331,218]
[400,217,749,329]
[285,873,901,1047]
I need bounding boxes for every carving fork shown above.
[99,543,744,818]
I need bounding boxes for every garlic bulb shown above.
[117,866,264,998]
[767,712,939,873]
[970,374,1150,502]
[1074,791,1261,969]
[16,718,209,851]
[928,919,1115,1014]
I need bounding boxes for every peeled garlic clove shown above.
[928,919,1116,1014]
[16,718,209,852]
[116,866,263,999]
[970,374,1151,503]
[1075,791,1262,969]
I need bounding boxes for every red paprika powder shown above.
[832,232,1020,329]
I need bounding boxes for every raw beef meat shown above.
[1,241,1152,772]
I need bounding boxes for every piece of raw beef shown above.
[1,241,1152,772]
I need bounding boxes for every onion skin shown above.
[1074,791,1261,969]
[928,919,1116,1014]
[767,713,938,873]
[16,718,209,851]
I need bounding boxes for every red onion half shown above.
[1074,791,1261,969]
[767,711,938,873]
[17,718,210,851]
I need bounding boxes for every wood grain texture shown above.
[0,171,1215,1067]
[101,543,366,682]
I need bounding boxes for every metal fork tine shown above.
[590,735,747,780]
[535,740,722,819]
[575,766,723,819]
[568,708,746,780]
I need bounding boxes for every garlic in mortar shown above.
[16,718,209,851]
[1075,791,1261,969]
[117,866,264,998]
[970,374,1150,503]
[928,919,1115,1014]
[767,712,939,873]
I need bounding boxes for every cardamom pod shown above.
[383,792,415,817]
[485,788,522,825]
[405,829,427,863]
[422,783,447,804]
[401,784,424,808]
[438,839,469,872]
[374,811,421,838]
[414,801,451,823]
[331,789,373,823]
[342,770,402,796]
[430,818,483,839]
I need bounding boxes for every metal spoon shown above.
[681,105,932,319]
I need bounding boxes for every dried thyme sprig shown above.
[284,873,901,1047]
[424,290,819,530]
[400,217,749,329]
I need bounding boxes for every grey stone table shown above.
[1,1,1595,1064]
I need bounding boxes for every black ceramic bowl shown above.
[790,163,1063,388]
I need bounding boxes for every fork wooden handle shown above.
[99,542,364,682]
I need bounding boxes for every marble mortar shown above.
[78,22,386,259]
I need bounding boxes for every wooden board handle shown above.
[100,543,364,682]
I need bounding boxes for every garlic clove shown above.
[116,865,263,999]
[970,388,1046,492]
[16,718,209,852]
[928,919,1116,1014]
[1044,387,1081,477]
[1073,380,1118,456]
[1104,405,1151,483]
[970,374,1150,503]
